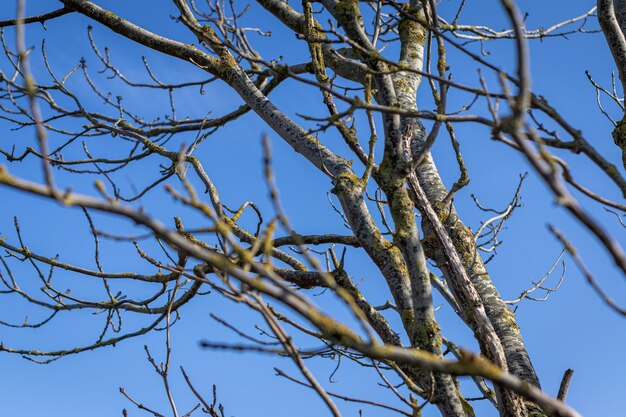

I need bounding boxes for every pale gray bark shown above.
[598,0,626,167]
[598,0,626,91]
[409,174,526,417]
[383,5,532,414]
[614,0,626,34]
[411,128,540,389]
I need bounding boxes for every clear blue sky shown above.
[0,1,623,417]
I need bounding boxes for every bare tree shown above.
[0,1,623,417]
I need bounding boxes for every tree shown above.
[0,1,623,416]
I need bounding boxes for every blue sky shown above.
[0,1,624,417]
